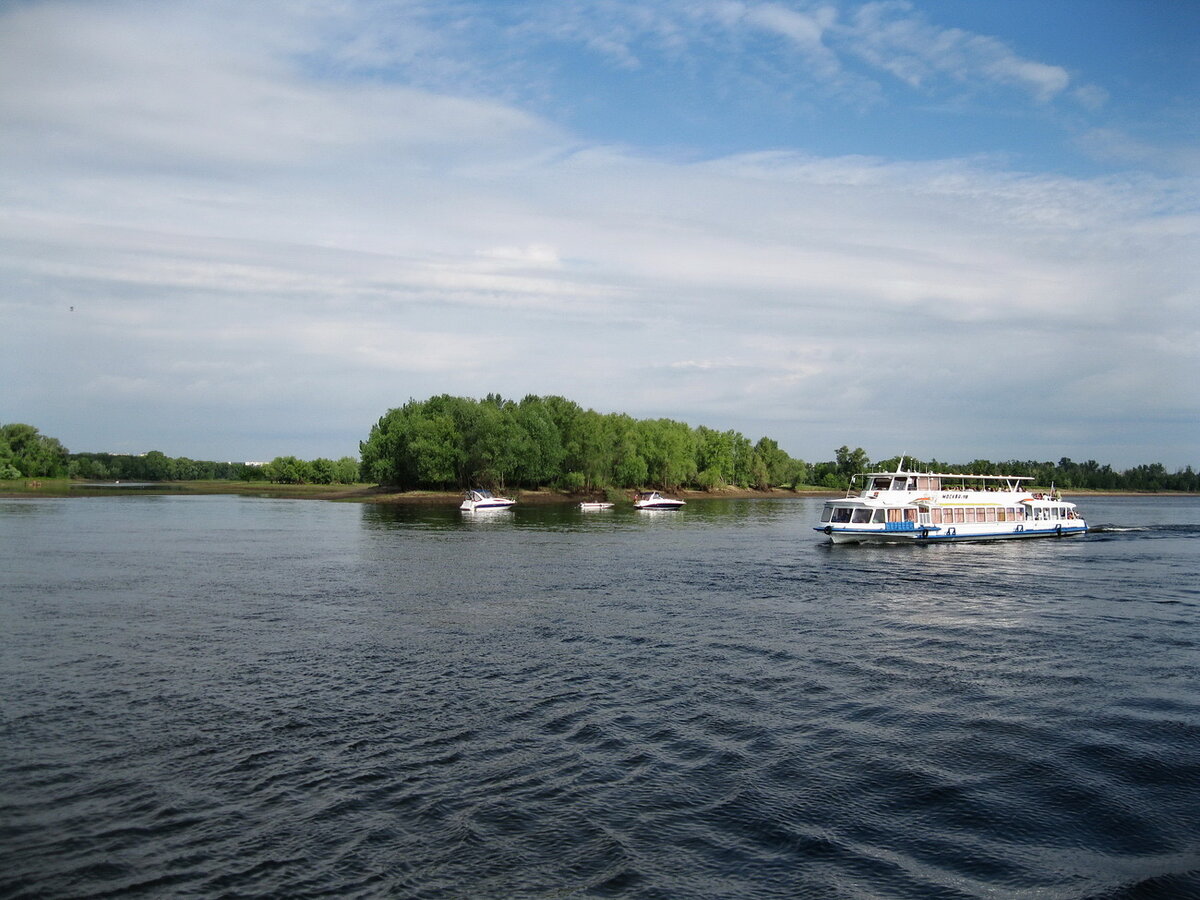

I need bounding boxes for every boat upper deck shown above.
[851,470,1033,497]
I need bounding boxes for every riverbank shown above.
[0,480,841,503]
[4,480,1191,503]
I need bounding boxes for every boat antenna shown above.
[897,455,905,473]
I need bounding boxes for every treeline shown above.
[67,451,360,485]
[0,423,359,484]
[250,456,360,485]
[360,394,808,491]
[70,450,254,481]
[4,419,1195,493]
[878,455,1200,493]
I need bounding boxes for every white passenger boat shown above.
[460,489,516,511]
[633,491,686,510]
[815,465,1086,544]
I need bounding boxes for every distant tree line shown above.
[0,423,359,484]
[870,454,1199,493]
[4,419,1194,493]
[838,451,1199,493]
[66,451,360,485]
[360,394,811,491]
[251,456,360,485]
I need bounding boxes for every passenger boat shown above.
[460,489,516,512]
[815,464,1087,544]
[633,491,686,510]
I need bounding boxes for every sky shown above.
[1,0,1197,470]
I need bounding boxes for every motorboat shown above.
[633,491,685,510]
[460,489,516,511]
[815,462,1086,544]
[579,501,615,510]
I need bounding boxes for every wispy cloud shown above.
[844,1,1071,101]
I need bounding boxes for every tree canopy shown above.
[0,423,69,478]
[359,394,809,491]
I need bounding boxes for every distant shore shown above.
[1,480,840,502]
[2,480,1192,503]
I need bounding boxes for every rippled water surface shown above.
[2,494,1198,899]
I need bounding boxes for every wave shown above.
[1090,524,1200,536]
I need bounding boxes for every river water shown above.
[1,494,1198,899]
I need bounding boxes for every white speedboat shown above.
[815,463,1086,544]
[633,491,685,510]
[579,501,615,510]
[460,489,516,512]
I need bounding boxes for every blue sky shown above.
[1,0,1197,469]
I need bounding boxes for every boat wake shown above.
[1090,524,1200,537]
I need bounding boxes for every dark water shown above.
[2,495,1198,899]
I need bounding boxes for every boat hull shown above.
[460,499,516,511]
[818,524,1088,544]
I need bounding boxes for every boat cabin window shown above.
[872,510,886,523]
[871,478,890,491]
[851,509,873,523]
[832,508,852,523]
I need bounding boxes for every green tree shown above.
[695,426,734,488]
[0,424,70,477]
[264,456,311,484]
[611,416,648,487]
[514,396,565,486]
[835,446,870,481]
[310,458,335,484]
[332,457,360,484]
[640,418,697,490]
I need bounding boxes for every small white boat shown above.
[460,489,516,512]
[815,462,1086,544]
[579,501,614,510]
[633,491,685,510]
